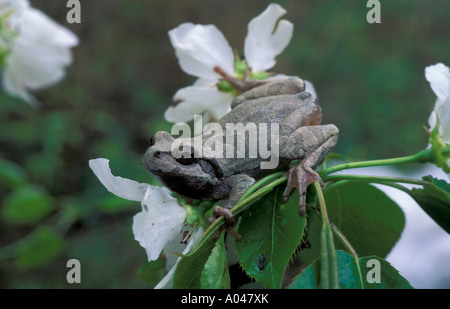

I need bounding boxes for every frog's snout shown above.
[149,131,174,145]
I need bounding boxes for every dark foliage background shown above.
[0,0,448,288]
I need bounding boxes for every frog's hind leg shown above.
[280,125,339,215]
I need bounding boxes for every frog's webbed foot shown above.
[283,163,323,216]
[208,206,241,240]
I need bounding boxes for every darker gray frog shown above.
[142,78,339,224]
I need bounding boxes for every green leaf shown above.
[326,182,404,257]
[289,250,413,289]
[56,198,82,229]
[287,261,318,289]
[406,176,450,233]
[137,258,167,288]
[360,255,413,289]
[2,186,54,225]
[336,250,362,289]
[200,234,230,289]
[173,236,217,289]
[235,185,306,289]
[15,227,64,270]
[0,159,27,188]
[360,256,413,289]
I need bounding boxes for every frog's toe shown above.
[209,206,234,224]
[209,206,241,240]
[283,164,323,216]
[282,169,295,203]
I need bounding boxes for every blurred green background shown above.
[0,0,448,288]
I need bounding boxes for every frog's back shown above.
[219,92,319,126]
[219,94,297,126]
[211,93,319,178]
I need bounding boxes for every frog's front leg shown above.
[280,124,339,215]
[209,174,255,225]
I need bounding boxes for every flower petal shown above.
[18,7,79,48]
[162,225,196,271]
[439,97,450,144]
[428,105,439,136]
[169,23,234,80]
[155,227,204,289]
[88,158,149,201]
[425,63,450,103]
[165,85,234,123]
[430,96,450,144]
[132,186,187,261]
[5,43,72,90]
[1,71,38,106]
[193,77,219,87]
[244,3,293,73]
[426,63,450,143]
[0,0,28,24]
[1,4,78,104]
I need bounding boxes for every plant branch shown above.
[319,149,432,176]
[314,181,339,289]
[323,174,430,186]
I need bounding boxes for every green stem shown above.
[239,172,284,201]
[314,181,339,289]
[376,182,410,192]
[233,176,287,217]
[320,149,432,176]
[315,181,330,224]
[323,174,430,186]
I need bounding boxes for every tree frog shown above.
[142,77,339,225]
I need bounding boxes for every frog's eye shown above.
[177,157,197,165]
[149,134,156,146]
[176,145,198,165]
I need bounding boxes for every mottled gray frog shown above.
[142,77,338,224]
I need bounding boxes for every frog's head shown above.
[142,131,223,199]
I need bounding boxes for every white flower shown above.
[244,3,294,73]
[426,63,450,143]
[168,23,235,81]
[88,158,188,262]
[0,0,78,106]
[165,3,295,123]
